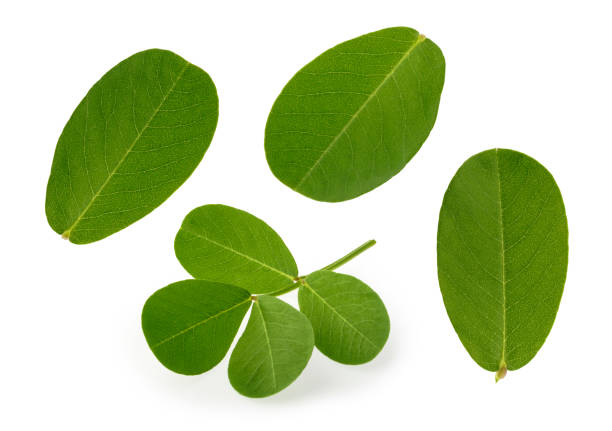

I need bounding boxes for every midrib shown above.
[151,297,251,349]
[494,149,508,368]
[256,302,277,390]
[181,228,295,281]
[62,61,190,239]
[294,34,427,191]
[303,280,378,349]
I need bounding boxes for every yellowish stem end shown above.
[495,365,507,383]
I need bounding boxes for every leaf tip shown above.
[495,365,507,383]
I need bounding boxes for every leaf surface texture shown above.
[141,280,251,375]
[228,295,314,397]
[265,26,445,202]
[46,49,218,243]
[299,271,390,364]
[437,149,568,372]
[175,204,298,294]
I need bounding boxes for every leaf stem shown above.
[495,364,507,383]
[267,277,305,297]
[268,240,376,297]
[320,240,376,271]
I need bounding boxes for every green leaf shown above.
[141,280,251,375]
[437,148,568,379]
[228,295,314,397]
[45,49,219,244]
[265,26,445,202]
[174,204,298,294]
[299,270,390,364]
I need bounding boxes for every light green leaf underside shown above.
[437,149,568,372]
[174,204,298,294]
[141,280,251,375]
[228,295,314,398]
[299,271,390,364]
[265,26,445,202]
[46,49,219,244]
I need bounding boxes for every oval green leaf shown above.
[265,26,445,202]
[228,295,314,397]
[437,148,568,378]
[175,204,298,294]
[46,49,219,244]
[141,279,251,375]
[299,271,390,364]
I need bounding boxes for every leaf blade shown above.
[299,271,390,364]
[175,204,298,294]
[141,280,251,375]
[265,26,445,202]
[46,49,218,243]
[228,295,314,397]
[437,149,568,374]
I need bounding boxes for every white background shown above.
[2,0,611,429]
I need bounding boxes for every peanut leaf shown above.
[228,295,314,398]
[46,49,218,244]
[437,149,568,379]
[141,280,251,375]
[299,270,390,364]
[175,204,298,294]
[144,205,387,396]
[265,26,445,202]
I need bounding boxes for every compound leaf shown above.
[299,270,390,364]
[142,280,251,375]
[265,26,445,202]
[175,204,298,295]
[437,149,568,377]
[228,295,314,397]
[46,49,218,244]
